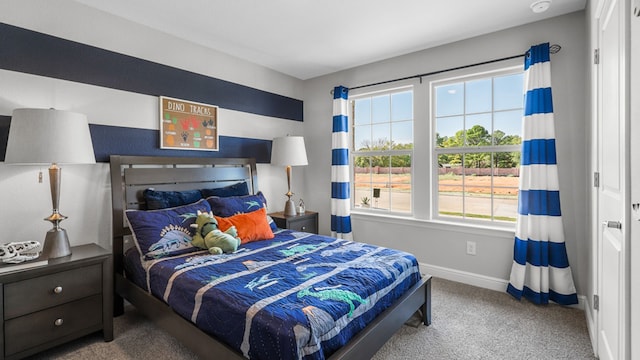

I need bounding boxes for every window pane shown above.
[463,159,492,221]
[494,151,521,170]
[436,83,464,117]
[465,78,491,114]
[353,98,371,126]
[391,121,413,146]
[438,154,463,218]
[371,186,383,209]
[354,156,372,173]
[464,151,491,169]
[371,123,390,149]
[494,73,524,111]
[371,156,390,210]
[371,95,390,123]
[390,155,411,213]
[465,114,492,146]
[354,156,372,209]
[436,115,463,148]
[494,110,522,145]
[390,189,411,213]
[353,125,371,151]
[464,187,492,220]
[391,91,413,121]
[371,185,386,210]
[493,154,518,222]
[492,186,518,222]
[355,185,372,209]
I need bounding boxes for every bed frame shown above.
[110,155,431,360]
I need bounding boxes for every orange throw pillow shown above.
[214,207,275,244]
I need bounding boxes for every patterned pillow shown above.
[200,182,249,198]
[215,208,275,244]
[125,199,211,260]
[206,191,277,231]
[143,189,203,210]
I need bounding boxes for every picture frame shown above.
[159,96,218,151]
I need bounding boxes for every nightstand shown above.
[0,243,113,360]
[269,211,318,234]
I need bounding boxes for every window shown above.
[433,69,523,224]
[351,88,413,213]
[347,63,522,230]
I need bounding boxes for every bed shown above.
[110,155,431,360]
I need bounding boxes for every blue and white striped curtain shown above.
[506,43,578,305]
[331,86,353,240]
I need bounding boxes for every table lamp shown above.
[4,108,96,258]
[270,135,308,216]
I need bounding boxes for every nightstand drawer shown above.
[270,211,319,234]
[288,217,317,233]
[4,294,102,356]
[4,264,102,319]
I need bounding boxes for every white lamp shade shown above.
[5,108,95,164]
[271,136,308,166]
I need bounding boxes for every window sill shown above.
[350,210,515,239]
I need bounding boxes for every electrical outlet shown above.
[466,241,477,255]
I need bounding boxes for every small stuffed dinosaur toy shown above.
[190,210,241,255]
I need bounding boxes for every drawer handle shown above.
[54,318,64,326]
[301,226,306,231]
[53,286,63,294]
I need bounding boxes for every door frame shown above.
[630,2,639,359]
[592,0,632,359]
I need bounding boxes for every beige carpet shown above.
[27,278,596,360]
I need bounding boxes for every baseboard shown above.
[420,262,587,311]
[420,263,508,292]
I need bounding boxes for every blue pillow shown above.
[206,191,277,232]
[200,182,249,198]
[143,189,203,210]
[126,198,211,260]
[206,191,267,216]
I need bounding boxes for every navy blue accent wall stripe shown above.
[90,125,272,163]
[0,22,303,122]
[0,117,271,164]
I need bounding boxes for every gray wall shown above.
[0,2,590,298]
[303,11,589,294]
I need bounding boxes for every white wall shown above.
[303,12,589,294]
[0,0,305,251]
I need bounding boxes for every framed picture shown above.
[159,96,218,151]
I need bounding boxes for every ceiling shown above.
[74,0,586,80]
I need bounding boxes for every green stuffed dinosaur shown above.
[190,210,241,255]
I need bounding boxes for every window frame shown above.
[430,65,523,228]
[349,85,415,216]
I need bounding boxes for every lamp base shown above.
[42,228,72,259]
[284,199,297,216]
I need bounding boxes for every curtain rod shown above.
[342,44,561,93]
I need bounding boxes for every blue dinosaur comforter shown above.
[127,229,422,360]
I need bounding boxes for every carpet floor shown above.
[26,277,596,359]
